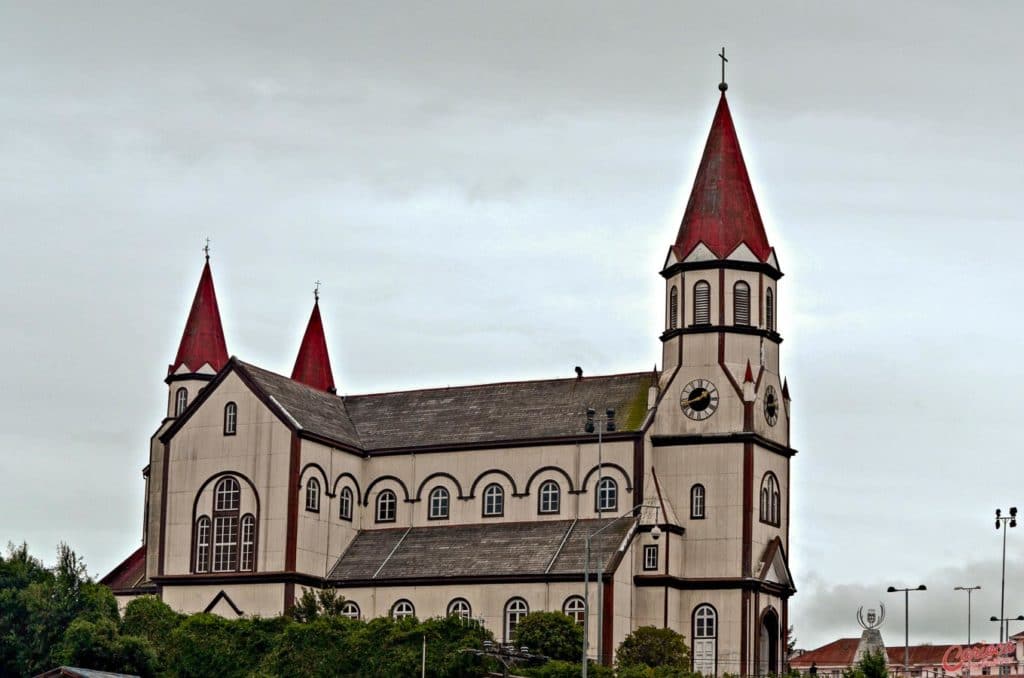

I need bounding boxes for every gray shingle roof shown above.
[238,360,654,452]
[328,518,635,582]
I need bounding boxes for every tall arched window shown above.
[734,281,751,326]
[447,598,472,620]
[223,402,237,435]
[693,604,718,676]
[759,472,781,526]
[538,480,560,514]
[596,477,618,512]
[504,598,529,641]
[174,387,188,416]
[239,514,256,571]
[669,285,679,330]
[194,516,211,573]
[429,487,450,520]
[339,486,353,521]
[391,599,415,619]
[212,477,240,572]
[376,490,397,523]
[690,484,706,519]
[766,287,775,332]
[563,596,586,625]
[483,483,504,517]
[305,478,320,512]
[693,281,711,325]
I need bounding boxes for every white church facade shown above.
[102,86,797,673]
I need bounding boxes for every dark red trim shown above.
[634,575,792,595]
[782,597,789,671]
[632,438,644,518]
[331,472,362,504]
[158,441,170,576]
[299,463,332,496]
[601,579,614,665]
[284,582,295,612]
[663,586,669,628]
[660,259,783,281]
[580,462,634,492]
[758,272,764,328]
[362,475,413,506]
[164,372,216,385]
[523,466,576,496]
[155,569,625,589]
[718,269,725,325]
[651,432,796,458]
[637,523,685,537]
[204,589,244,615]
[741,589,749,674]
[660,324,783,343]
[367,431,641,457]
[415,471,468,500]
[285,432,300,572]
[296,430,365,458]
[753,590,761,674]
[467,469,520,499]
[742,441,753,577]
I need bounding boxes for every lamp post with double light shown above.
[990,615,1024,645]
[582,502,661,678]
[996,508,1017,642]
[887,584,927,678]
[954,585,981,645]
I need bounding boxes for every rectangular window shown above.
[643,544,659,571]
[195,520,210,573]
[239,517,255,571]
[212,516,238,572]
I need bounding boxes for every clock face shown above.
[680,379,719,420]
[764,385,779,426]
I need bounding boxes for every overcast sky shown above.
[3,1,1024,650]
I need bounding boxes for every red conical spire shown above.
[169,258,229,375]
[291,296,336,394]
[673,93,773,263]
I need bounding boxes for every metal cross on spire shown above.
[314,280,321,301]
[203,237,211,261]
[718,47,728,92]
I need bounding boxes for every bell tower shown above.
[648,76,795,677]
[165,248,229,419]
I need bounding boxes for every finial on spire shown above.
[203,237,211,261]
[314,280,321,302]
[718,47,728,92]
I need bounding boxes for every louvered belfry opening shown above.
[733,281,750,326]
[766,287,775,331]
[693,280,711,325]
[669,285,679,329]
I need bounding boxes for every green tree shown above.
[121,595,185,670]
[165,613,286,678]
[259,616,363,677]
[55,617,157,677]
[843,650,888,678]
[521,660,614,678]
[290,587,349,622]
[0,542,50,675]
[511,611,584,661]
[616,626,691,671]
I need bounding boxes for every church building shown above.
[101,84,797,673]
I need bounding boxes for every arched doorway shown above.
[759,608,780,676]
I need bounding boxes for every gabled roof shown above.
[672,93,773,264]
[98,546,154,594]
[169,260,228,375]
[329,518,634,582]
[33,668,140,678]
[756,536,796,593]
[291,300,336,393]
[790,639,957,668]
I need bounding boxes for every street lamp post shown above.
[995,508,1017,643]
[582,502,661,678]
[584,406,616,665]
[887,584,927,678]
[990,615,1024,645]
[954,586,981,645]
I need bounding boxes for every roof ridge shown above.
[345,370,657,399]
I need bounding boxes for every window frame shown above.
[538,480,561,515]
[305,477,321,513]
[563,595,586,625]
[339,486,353,521]
[669,285,679,330]
[733,280,751,326]
[690,483,706,520]
[194,515,211,573]
[504,597,529,642]
[391,599,415,619]
[447,597,472,620]
[693,280,712,326]
[376,489,397,523]
[239,513,256,571]
[428,486,450,520]
[223,402,237,435]
[174,387,188,417]
[766,287,775,332]
[692,604,718,677]
[643,544,659,571]
[482,483,505,518]
[759,472,781,527]
[340,601,360,619]
[192,475,257,575]
[595,477,618,513]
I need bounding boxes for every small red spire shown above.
[169,259,229,375]
[673,93,773,263]
[744,360,754,383]
[291,299,336,393]
[782,378,790,401]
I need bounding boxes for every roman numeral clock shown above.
[680,379,720,421]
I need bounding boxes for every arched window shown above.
[669,285,679,330]
[194,516,211,573]
[504,598,529,641]
[223,402,237,435]
[538,480,560,514]
[339,487,353,521]
[734,281,751,326]
[376,490,397,523]
[212,477,240,572]
[766,287,775,332]
[391,599,415,619]
[175,387,188,417]
[690,484,706,519]
[563,596,586,625]
[447,598,472,620]
[693,604,718,676]
[239,514,256,571]
[693,281,711,325]
[759,473,781,526]
[428,487,450,520]
[341,601,360,619]
[483,483,504,517]
[305,478,320,513]
[596,477,617,513]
